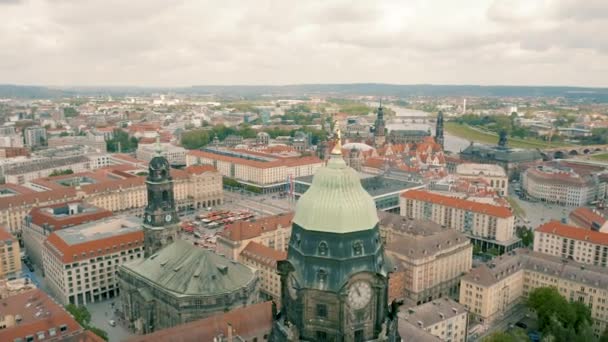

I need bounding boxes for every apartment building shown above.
[399,298,468,342]
[0,165,223,234]
[216,212,294,260]
[22,201,113,269]
[459,249,608,337]
[239,241,286,305]
[569,207,607,231]
[23,126,47,147]
[43,216,144,305]
[455,163,508,196]
[381,212,472,305]
[187,148,323,192]
[0,227,21,279]
[4,155,92,184]
[401,190,518,253]
[534,221,608,267]
[137,142,187,165]
[522,164,597,206]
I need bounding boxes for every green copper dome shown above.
[293,152,379,233]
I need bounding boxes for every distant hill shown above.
[0,85,71,99]
[2,83,608,101]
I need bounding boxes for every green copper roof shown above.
[293,153,379,233]
[120,240,256,297]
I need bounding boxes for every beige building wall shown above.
[424,311,468,342]
[401,197,515,242]
[534,231,608,268]
[216,226,292,261]
[239,255,282,305]
[1,170,223,234]
[0,234,21,279]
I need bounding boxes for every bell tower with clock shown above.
[142,134,179,257]
[270,130,400,342]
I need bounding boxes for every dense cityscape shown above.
[0,88,606,342]
[1,1,608,342]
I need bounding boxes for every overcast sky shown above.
[1,0,606,87]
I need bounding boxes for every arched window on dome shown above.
[353,241,363,256]
[162,190,169,202]
[317,269,327,283]
[317,241,328,256]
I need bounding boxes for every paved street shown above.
[508,183,572,229]
[88,300,134,342]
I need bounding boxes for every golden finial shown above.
[331,127,342,155]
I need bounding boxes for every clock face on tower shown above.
[165,214,172,222]
[348,280,372,310]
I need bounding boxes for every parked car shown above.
[108,320,116,327]
[515,321,528,329]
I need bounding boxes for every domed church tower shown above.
[142,133,180,257]
[270,130,400,342]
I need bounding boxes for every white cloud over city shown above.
[0,0,606,86]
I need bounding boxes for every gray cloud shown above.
[0,0,606,86]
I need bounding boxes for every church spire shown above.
[331,127,342,155]
[435,111,444,149]
[155,130,162,156]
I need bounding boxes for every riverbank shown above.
[444,123,571,149]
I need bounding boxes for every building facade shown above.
[522,164,597,206]
[239,241,286,305]
[24,126,47,147]
[398,298,467,342]
[22,201,112,270]
[216,212,293,260]
[401,190,519,253]
[187,148,323,192]
[0,227,21,279]
[459,249,608,337]
[456,163,508,196]
[534,221,608,267]
[42,216,144,305]
[380,212,472,305]
[0,164,222,235]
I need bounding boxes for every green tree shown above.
[59,131,70,137]
[516,227,534,247]
[63,107,79,118]
[600,328,608,342]
[527,287,593,341]
[65,304,91,326]
[88,325,109,341]
[49,169,74,177]
[106,129,138,152]
[483,331,520,342]
[181,129,210,149]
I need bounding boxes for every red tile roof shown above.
[188,150,322,169]
[569,207,606,230]
[29,201,113,231]
[126,301,273,342]
[45,229,144,263]
[185,165,218,174]
[240,241,287,267]
[402,189,513,218]
[0,289,84,342]
[0,226,14,241]
[220,213,294,241]
[537,221,608,246]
